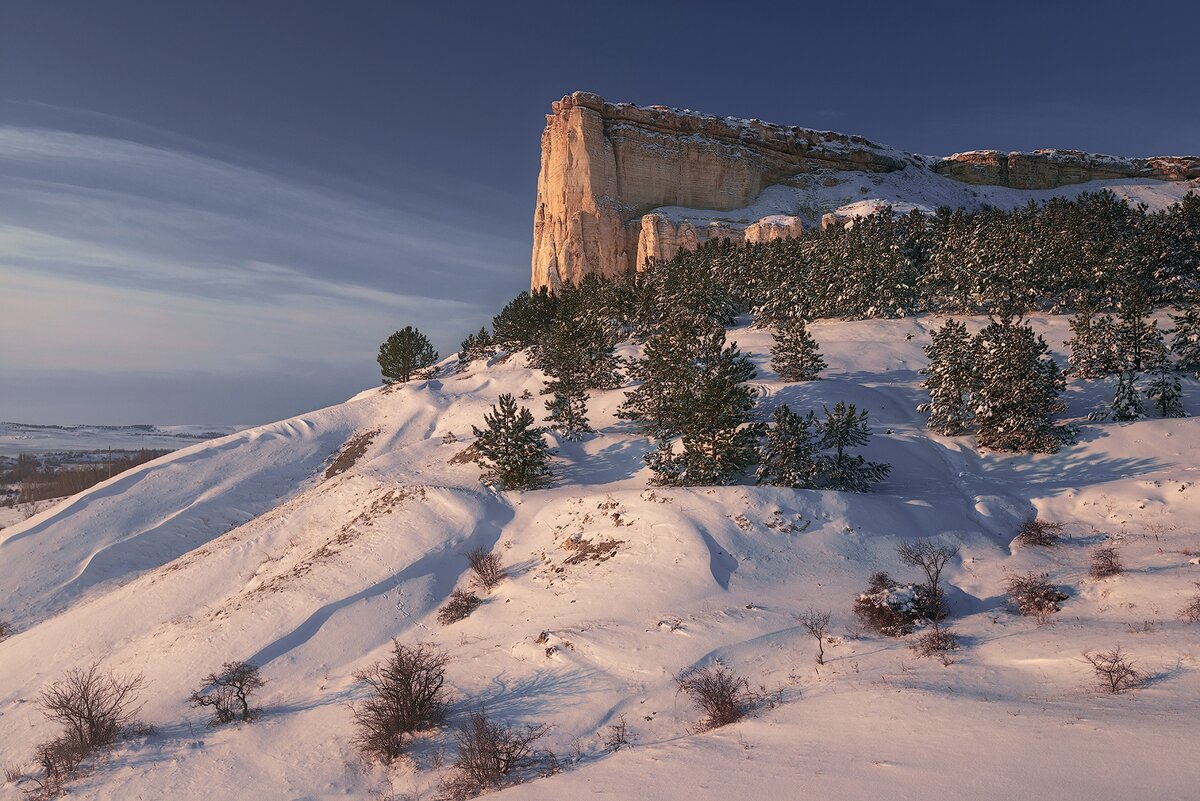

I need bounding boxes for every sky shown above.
[0,0,1196,426]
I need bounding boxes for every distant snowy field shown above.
[0,317,1197,800]
[0,422,242,458]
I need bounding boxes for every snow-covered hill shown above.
[1,317,1197,800]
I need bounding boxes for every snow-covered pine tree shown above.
[815,401,890,492]
[1115,284,1166,372]
[544,374,593,441]
[918,318,975,435]
[472,393,555,490]
[770,316,826,381]
[618,320,712,438]
[756,404,821,488]
[458,327,495,368]
[1169,301,1200,373]
[971,319,1069,452]
[1111,371,1145,421]
[647,330,759,486]
[1067,305,1111,378]
[1143,358,1186,418]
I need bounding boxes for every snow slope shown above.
[651,169,1200,231]
[1,317,1197,800]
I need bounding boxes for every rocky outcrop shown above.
[934,150,1200,190]
[531,92,911,289]
[531,92,1200,290]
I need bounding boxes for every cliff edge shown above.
[531,92,1199,290]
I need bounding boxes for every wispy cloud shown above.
[0,125,530,423]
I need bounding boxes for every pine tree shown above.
[618,321,711,438]
[815,402,890,492]
[1111,371,1145,421]
[472,394,555,490]
[1144,360,1186,418]
[639,329,759,486]
[458,327,494,368]
[378,326,439,384]
[1067,306,1117,378]
[544,375,593,441]
[972,319,1068,452]
[918,318,975,435]
[1115,285,1166,372]
[770,317,827,381]
[1169,302,1200,373]
[756,405,821,488]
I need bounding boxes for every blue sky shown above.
[0,0,1195,424]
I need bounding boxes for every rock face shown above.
[531,92,1200,290]
[934,150,1200,190]
[531,92,911,289]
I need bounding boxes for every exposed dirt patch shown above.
[324,429,380,479]
[449,443,480,465]
[562,536,624,566]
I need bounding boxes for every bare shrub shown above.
[896,540,958,617]
[38,662,145,752]
[352,641,450,762]
[1089,545,1123,579]
[0,619,13,642]
[602,715,632,751]
[1083,646,1141,693]
[675,664,756,731]
[1014,517,1065,547]
[437,590,482,625]
[910,620,960,663]
[189,662,264,727]
[795,608,832,664]
[29,662,145,798]
[28,736,87,798]
[466,547,507,592]
[441,711,548,799]
[1180,584,1200,623]
[853,572,939,636]
[1005,572,1068,623]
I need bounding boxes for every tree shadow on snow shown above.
[555,438,649,485]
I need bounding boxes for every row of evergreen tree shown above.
[471,389,889,493]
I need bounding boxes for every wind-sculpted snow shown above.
[0,317,1197,801]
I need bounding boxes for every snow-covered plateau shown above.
[1,316,1197,800]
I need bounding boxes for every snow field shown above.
[0,315,1197,800]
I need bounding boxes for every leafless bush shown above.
[1089,545,1123,579]
[441,711,548,799]
[896,540,958,616]
[189,662,264,727]
[1014,517,1065,547]
[437,590,482,625]
[602,715,632,751]
[910,620,960,663]
[676,664,756,731]
[466,547,506,592]
[29,662,145,798]
[1083,646,1141,693]
[1005,572,1068,623]
[1180,584,1200,623]
[38,662,145,752]
[795,608,832,664]
[0,618,13,642]
[27,736,87,799]
[352,641,450,762]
